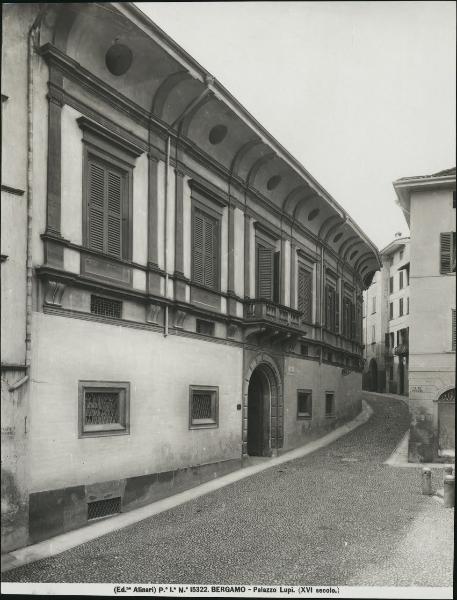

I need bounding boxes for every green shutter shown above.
[257,245,273,299]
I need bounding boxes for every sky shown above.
[136,1,456,250]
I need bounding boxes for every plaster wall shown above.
[28,312,243,493]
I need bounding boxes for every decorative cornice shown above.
[189,178,229,207]
[77,116,144,159]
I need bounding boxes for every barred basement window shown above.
[196,319,215,336]
[88,497,121,520]
[325,392,335,418]
[297,390,312,419]
[79,381,130,437]
[90,295,122,318]
[189,386,218,429]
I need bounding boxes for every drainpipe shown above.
[8,6,46,392]
[163,135,170,337]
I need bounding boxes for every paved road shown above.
[2,397,454,586]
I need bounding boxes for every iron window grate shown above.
[90,295,122,318]
[300,344,308,356]
[87,497,121,520]
[192,393,212,420]
[325,393,335,417]
[297,390,312,419]
[85,391,120,425]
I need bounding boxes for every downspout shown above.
[163,135,171,337]
[9,6,46,392]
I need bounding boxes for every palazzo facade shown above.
[1,3,380,551]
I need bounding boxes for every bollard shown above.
[443,475,455,508]
[421,467,432,495]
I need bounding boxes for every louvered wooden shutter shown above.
[335,288,340,333]
[192,212,205,285]
[440,232,452,274]
[298,268,313,322]
[273,251,280,303]
[204,216,217,289]
[257,245,273,299]
[88,161,105,253]
[87,160,124,258]
[107,170,123,258]
[350,302,356,339]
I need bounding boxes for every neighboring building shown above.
[394,167,456,462]
[1,3,380,551]
[362,234,410,395]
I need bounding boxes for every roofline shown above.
[380,237,410,256]
[115,2,381,268]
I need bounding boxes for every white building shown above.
[394,167,455,462]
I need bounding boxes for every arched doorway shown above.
[243,356,282,457]
[247,367,271,456]
[437,388,455,457]
[369,358,378,392]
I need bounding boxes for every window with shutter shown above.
[87,158,126,259]
[192,209,219,290]
[298,267,313,322]
[440,232,456,274]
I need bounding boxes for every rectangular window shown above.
[390,332,395,348]
[371,325,376,343]
[90,295,122,319]
[372,296,376,314]
[399,249,404,261]
[389,302,394,320]
[399,271,404,289]
[389,276,394,294]
[78,381,130,437]
[86,158,129,259]
[196,319,215,336]
[192,209,219,290]
[407,297,410,315]
[440,232,456,274]
[399,298,404,316]
[325,392,335,418]
[297,390,312,419]
[189,386,218,429]
[297,266,313,322]
[300,343,309,356]
[389,366,394,381]
[452,309,456,351]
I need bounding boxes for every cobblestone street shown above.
[2,397,453,586]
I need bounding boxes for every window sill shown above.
[297,414,312,420]
[79,428,129,438]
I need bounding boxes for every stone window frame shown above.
[78,381,130,438]
[189,385,219,430]
[297,389,313,420]
[78,117,143,264]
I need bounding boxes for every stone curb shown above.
[1,400,373,574]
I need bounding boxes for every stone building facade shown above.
[362,235,410,395]
[394,167,455,462]
[1,3,380,552]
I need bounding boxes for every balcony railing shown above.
[244,299,303,329]
[394,344,409,356]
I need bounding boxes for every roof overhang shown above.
[393,171,456,227]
